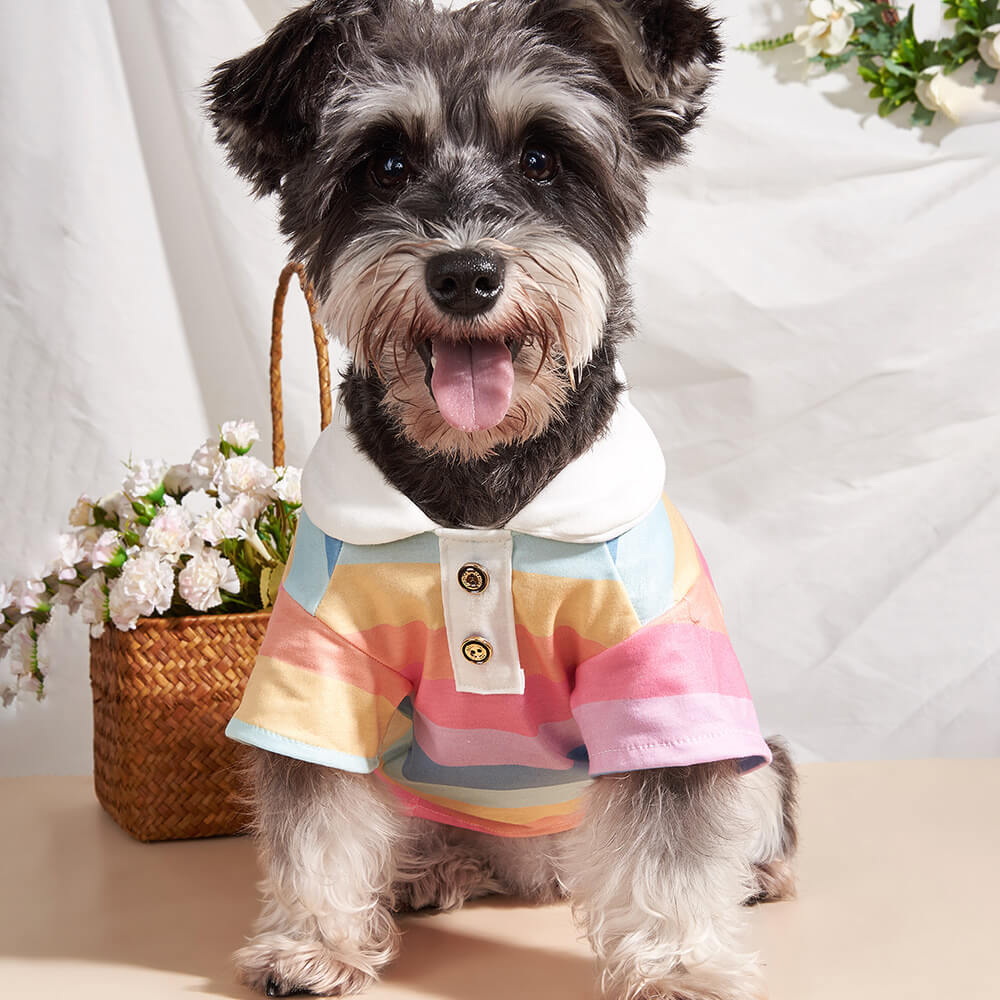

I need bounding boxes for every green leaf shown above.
[974,60,999,84]
[910,102,936,126]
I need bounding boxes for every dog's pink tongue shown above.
[430,339,515,432]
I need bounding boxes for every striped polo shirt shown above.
[227,394,772,837]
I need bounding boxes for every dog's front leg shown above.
[563,763,765,1000]
[235,748,405,997]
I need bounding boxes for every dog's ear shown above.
[522,0,722,164]
[206,0,383,196]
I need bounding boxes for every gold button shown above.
[461,636,493,664]
[458,562,489,594]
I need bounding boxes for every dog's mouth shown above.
[415,338,522,433]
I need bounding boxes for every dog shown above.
[206,1,798,998]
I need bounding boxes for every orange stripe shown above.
[261,588,412,700]
[338,620,607,684]
[376,768,586,826]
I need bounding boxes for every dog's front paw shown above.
[235,933,376,997]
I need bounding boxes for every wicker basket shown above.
[88,262,331,842]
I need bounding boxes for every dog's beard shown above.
[318,223,608,458]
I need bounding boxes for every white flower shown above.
[215,455,277,504]
[75,573,108,636]
[178,549,240,612]
[53,532,87,581]
[187,439,224,490]
[90,530,123,568]
[979,26,1000,71]
[99,491,138,528]
[220,419,260,453]
[145,505,194,560]
[227,493,268,524]
[181,489,217,519]
[793,0,861,58]
[107,551,174,630]
[195,505,245,546]
[163,463,191,494]
[915,66,980,124]
[274,466,302,505]
[2,618,34,667]
[13,579,46,614]
[0,582,13,614]
[122,458,169,500]
[68,494,95,527]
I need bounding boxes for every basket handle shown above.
[270,261,333,468]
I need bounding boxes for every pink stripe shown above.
[573,692,771,775]
[571,621,751,706]
[413,711,582,770]
[413,673,573,736]
[259,589,412,703]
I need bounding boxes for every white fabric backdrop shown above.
[1,0,998,776]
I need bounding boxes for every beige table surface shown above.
[1,760,998,999]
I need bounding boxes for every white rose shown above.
[188,439,224,490]
[68,494,95,527]
[90,530,123,568]
[220,419,260,453]
[13,579,46,614]
[274,466,302,505]
[178,549,240,612]
[215,455,277,504]
[145,505,194,560]
[915,66,980,124]
[793,0,861,58]
[107,551,174,629]
[122,458,170,500]
[980,26,1000,71]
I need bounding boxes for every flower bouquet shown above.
[0,420,302,840]
[740,0,1000,126]
[1,262,331,841]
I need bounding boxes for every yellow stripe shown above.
[315,562,443,634]
[663,496,701,603]
[378,769,585,824]
[511,573,638,647]
[234,655,401,760]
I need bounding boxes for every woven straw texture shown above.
[89,611,269,841]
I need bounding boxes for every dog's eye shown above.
[369,150,409,189]
[521,145,558,183]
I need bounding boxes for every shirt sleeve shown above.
[227,512,413,772]
[571,498,772,776]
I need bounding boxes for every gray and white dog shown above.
[207,1,798,998]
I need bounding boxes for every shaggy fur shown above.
[207,1,798,997]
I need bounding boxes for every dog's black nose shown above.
[425,250,505,315]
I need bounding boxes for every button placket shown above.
[437,529,524,695]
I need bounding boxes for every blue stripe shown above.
[511,533,618,580]
[383,753,592,808]
[605,536,619,563]
[225,718,378,773]
[283,511,333,615]
[614,501,675,624]
[336,533,439,566]
[324,534,342,575]
[401,737,592,791]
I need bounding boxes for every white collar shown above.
[301,380,665,546]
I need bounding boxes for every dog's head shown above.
[208,0,720,458]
